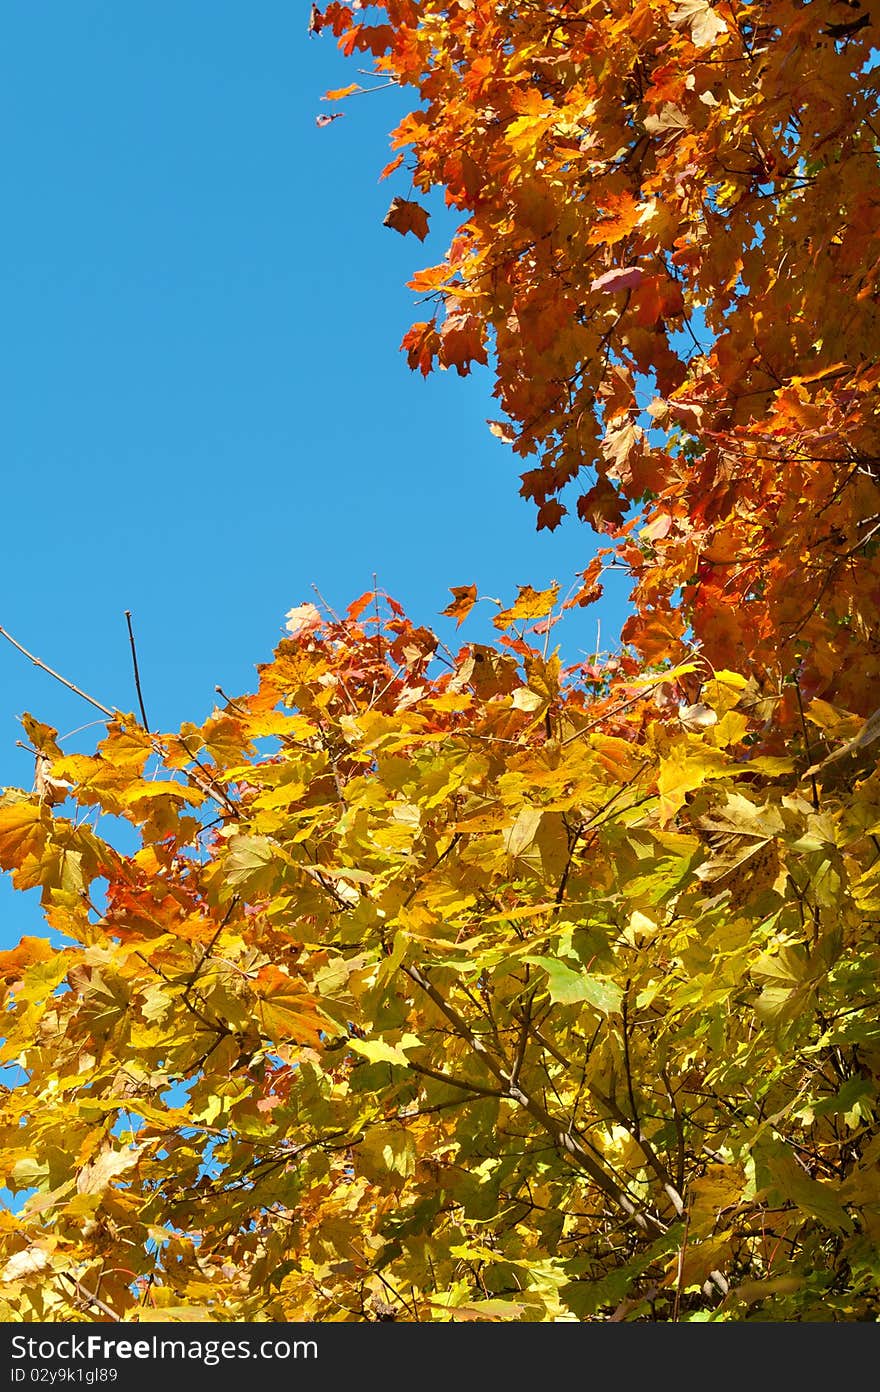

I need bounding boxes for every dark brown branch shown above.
[124,610,150,731]
[534,1023,686,1217]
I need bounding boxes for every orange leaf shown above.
[441,584,478,627]
[438,312,487,376]
[0,801,48,886]
[253,966,326,1049]
[379,152,405,181]
[401,320,441,375]
[323,83,361,100]
[0,935,54,986]
[347,591,375,622]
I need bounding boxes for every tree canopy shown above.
[0,1,878,1322]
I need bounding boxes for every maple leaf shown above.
[323,83,361,101]
[0,935,54,986]
[438,311,487,376]
[678,702,718,733]
[285,602,322,638]
[0,0,879,1325]
[0,800,49,888]
[576,477,625,530]
[441,584,478,628]
[536,500,565,531]
[493,583,559,628]
[382,196,430,242]
[670,0,728,48]
[401,319,440,376]
[488,419,516,444]
[1,1246,51,1283]
[253,966,326,1048]
[77,1144,140,1196]
[379,152,405,181]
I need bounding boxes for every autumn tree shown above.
[0,1,878,1322]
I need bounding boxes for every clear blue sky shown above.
[0,3,629,944]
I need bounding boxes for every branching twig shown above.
[401,960,666,1237]
[61,1273,120,1322]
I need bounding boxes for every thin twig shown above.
[0,626,115,717]
[215,685,248,715]
[407,1059,507,1099]
[661,1067,686,1196]
[124,610,150,731]
[401,960,665,1237]
[372,572,383,663]
[793,677,820,812]
[310,582,342,624]
[181,897,239,1010]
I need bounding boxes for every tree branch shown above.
[402,961,666,1236]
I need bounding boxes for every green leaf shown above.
[526,955,623,1012]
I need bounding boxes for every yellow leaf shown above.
[657,745,730,822]
[349,1033,422,1067]
[136,1306,211,1322]
[511,688,545,712]
[446,1298,528,1321]
[0,800,48,887]
[494,583,559,628]
[356,1125,416,1189]
[77,1145,140,1196]
[505,806,543,858]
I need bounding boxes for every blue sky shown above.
[0,3,629,945]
